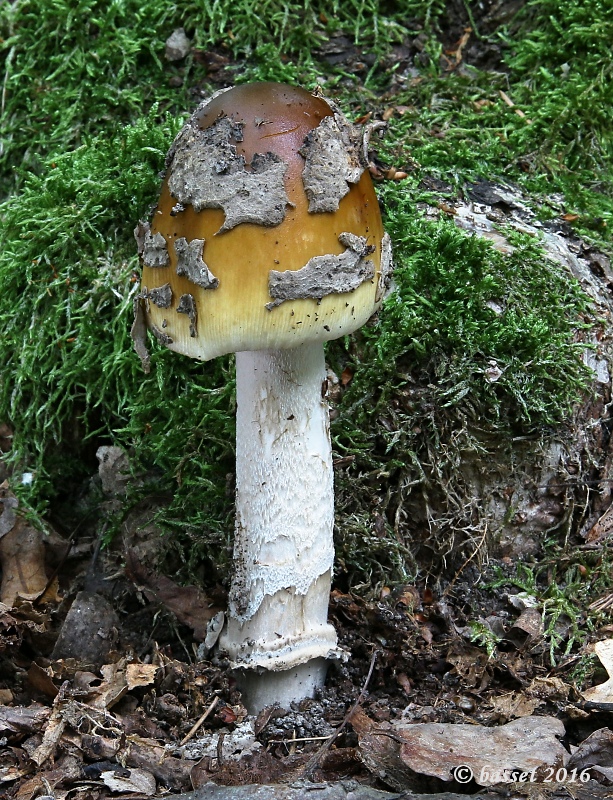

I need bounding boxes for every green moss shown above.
[0,0,610,591]
[328,183,592,588]
[0,0,422,196]
[366,183,591,425]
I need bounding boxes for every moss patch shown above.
[0,0,611,618]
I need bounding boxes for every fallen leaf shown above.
[125,549,220,640]
[89,661,129,710]
[340,367,353,386]
[101,767,156,795]
[30,700,66,767]
[568,728,613,784]
[488,690,540,718]
[14,754,81,800]
[27,663,59,699]
[446,642,490,690]
[586,503,613,544]
[582,640,613,704]
[353,111,372,125]
[0,704,50,738]
[0,516,49,606]
[528,676,570,701]
[126,663,158,691]
[506,607,544,649]
[122,735,192,791]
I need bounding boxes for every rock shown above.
[52,591,119,667]
[96,445,131,497]
[165,28,191,61]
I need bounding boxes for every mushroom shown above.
[133,82,392,712]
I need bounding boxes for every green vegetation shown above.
[486,557,606,667]
[467,620,500,660]
[0,0,612,596]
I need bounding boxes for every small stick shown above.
[443,523,488,597]
[278,735,333,744]
[301,649,378,780]
[179,696,219,746]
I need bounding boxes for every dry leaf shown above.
[568,728,613,784]
[27,663,59,699]
[353,111,372,125]
[446,642,490,690]
[101,767,157,795]
[340,367,353,386]
[0,516,48,606]
[0,703,50,737]
[582,640,613,704]
[14,755,81,800]
[89,661,129,710]
[30,701,66,767]
[488,690,540,718]
[126,663,158,691]
[125,549,220,640]
[586,503,613,544]
[121,735,192,791]
[506,607,544,649]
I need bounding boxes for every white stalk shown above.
[218,342,342,712]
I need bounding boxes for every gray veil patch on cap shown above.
[175,237,219,289]
[266,233,375,309]
[167,116,291,233]
[299,109,365,213]
[134,222,170,268]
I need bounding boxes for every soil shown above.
[2,3,613,799]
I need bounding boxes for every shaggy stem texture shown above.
[220,343,341,711]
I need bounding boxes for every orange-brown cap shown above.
[133,83,392,368]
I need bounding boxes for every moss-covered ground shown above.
[1,0,612,660]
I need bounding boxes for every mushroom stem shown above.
[219,342,342,712]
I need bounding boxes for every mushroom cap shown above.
[137,82,390,361]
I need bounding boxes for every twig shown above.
[278,735,333,744]
[179,696,219,746]
[443,523,488,597]
[36,510,96,604]
[300,649,378,780]
[84,522,107,592]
